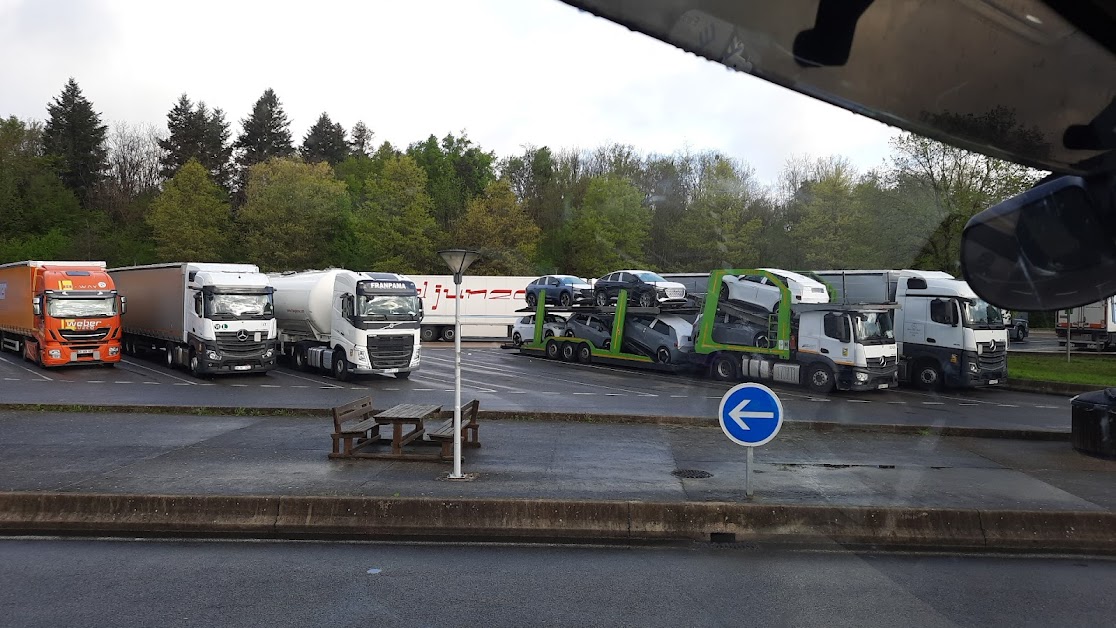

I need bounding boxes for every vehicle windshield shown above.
[46,297,116,318]
[852,312,895,344]
[962,298,1004,329]
[206,293,273,321]
[635,272,665,282]
[358,295,421,320]
[559,276,583,285]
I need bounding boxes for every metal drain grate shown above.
[672,469,713,479]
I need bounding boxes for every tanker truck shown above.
[109,263,278,376]
[270,269,422,381]
[0,260,125,367]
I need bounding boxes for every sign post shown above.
[718,382,784,498]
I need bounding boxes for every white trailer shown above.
[109,263,278,376]
[1057,296,1116,350]
[408,275,535,341]
[270,269,421,380]
[814,270,1009,389]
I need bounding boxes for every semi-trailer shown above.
[813,269,1008,389]
[270,269,422,380]
[0,260,125,367]
[109,263,278,376]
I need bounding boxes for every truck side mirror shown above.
[32,296,41,317]
[120,295,127,315]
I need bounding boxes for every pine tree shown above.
[158,94,233,188]
[234,88,293,176]
[350,121,373,157]
[300,112,348,166]
[42,78,107,207]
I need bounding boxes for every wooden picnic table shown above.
[374,403,443,457]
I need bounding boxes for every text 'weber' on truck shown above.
[513,268,900,394]
[0,260,125,367]
[269,269,422,381]
[108,263,278,376]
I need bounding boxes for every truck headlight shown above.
[855,372,869,383]
[108,346,120,356]
[969,361,980,373]
[49,349,62,359]
[263,348,274,359]
[207,350,220,360]
[354,347,368,362]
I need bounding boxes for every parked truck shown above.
[409,274,534,341]
[693,269,899,393]
[109,263,277,376]
[0,260,125,367]
[813,270,1008,389]
[1056,296,1116,351]
[270,269,421,380]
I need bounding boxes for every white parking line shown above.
[887,401,907,404]
[231,384,247,387]
[113,381,133,384]
[573,392,597,395]
[270,369,342,389]
[847,399,871,403]
[120,359,197,385]
[997,404,1018,408]
[3,377,19,381]
[0,354,52,381]
[922,402,945,405]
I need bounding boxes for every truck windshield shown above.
[962,298,1004,329]
[47,297,116,318]
[852,312,894,344]
[358,295,421,320]
[206,293,274,320]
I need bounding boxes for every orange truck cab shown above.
[0,260,126,367]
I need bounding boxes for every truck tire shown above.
[332,350,351,382]
[545,339,560,360]
[441,327,455,342]
[807,363,835,394]
[577,343,593,364]
[420,326,437,342]
[560,342,577,362]
[914,360,942,391]
[165,344,176,369]
[189,350,203,378]
[294,347,310,371]
[712,355,738,381]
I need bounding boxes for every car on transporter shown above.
[524,275,594,308]
[593,270,687,308]
[511,313,567,346]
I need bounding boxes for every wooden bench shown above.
[427,399,481,460]
[329,396,381,458]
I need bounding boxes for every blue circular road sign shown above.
[718,382,784,447]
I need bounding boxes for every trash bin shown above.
[1070,388,1116,459]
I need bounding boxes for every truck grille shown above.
[979,348,1006,371]
[663,288,686,299]
[367,334,414,369]
[215,331,266,358]
[866,355,897,374]
[59,329,109,342]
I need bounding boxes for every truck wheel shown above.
[420,326,437,342]
[656,346,672,364]
[560,342,577,362]
[914,361,942,391]
[807,364,835,394]
[441,327,455,342]
[577,343,593,364]
[189,350,203,378]
[332,351,351,382]
[595,290,609,307]
[512,332,523,347]
[638,291,655,308]
[526,293,538,308]
[294,348,310,371]
[545,340,560,360]
[712,355,738,381]
[165,344,176,369]
[559,292,572,307]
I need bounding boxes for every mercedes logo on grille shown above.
[236,329,249,342]
[878,356,886,367]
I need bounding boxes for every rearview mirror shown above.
[32,296,41,317]
[961,176,1116,311]
[119,295,127,315]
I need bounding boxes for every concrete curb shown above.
[0,404,1069,441]
[1001,379,1100,396]
[0,492,1110,554]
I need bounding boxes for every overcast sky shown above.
[0,0,899,185]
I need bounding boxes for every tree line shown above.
[2,78,1042,282]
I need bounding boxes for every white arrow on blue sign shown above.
[718,382,784,447]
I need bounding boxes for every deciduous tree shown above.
[454,179,540,274]
[146,159,233,261]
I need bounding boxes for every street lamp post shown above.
[437,249,481,479]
